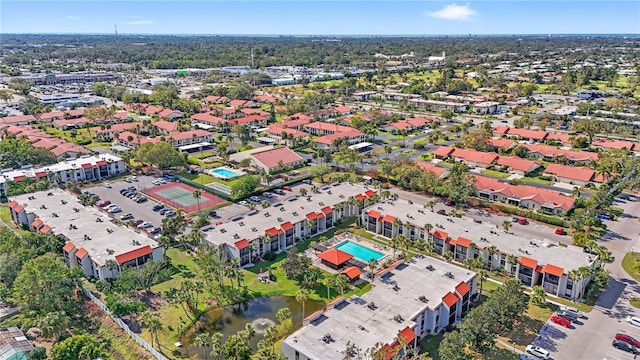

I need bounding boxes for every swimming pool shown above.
[334,240,385,262]
[210,167,242,179]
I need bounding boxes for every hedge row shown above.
[479,200,568,227]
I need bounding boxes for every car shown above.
[473,219,482,224]
[445,199,455,206]
[136,197,147,203]
[262,192,274,198]
[555,228,566,235]
[619,193,632,200]
[123,178,132,183]
[129,176,138,182]
[153,204,165,211]
[550,315,571,327]
[556,310,577,322]
[302,179,312,184]
[102,182,112,188]
[239,200,249,206]
[134,220,144,226]
[128,186,136,191]
[437,209,447,215]
[283,186,292,191]
[273,189,285,195]
[185,218,193,224]
[616,333,640,347]
[627,316,640,327]
[613,339,639,354]
[208,210,218,217]
[159,208,170,215]
[120,213,134,221]
[525,345,550,359]
[559,306,582,318]
[137,222,152,229]
[512,217,519,222]
[595,213,612,220]
[518,218,529,225]
[107,207,122,214]
[119,188,129,194]
[165,210,176,217]
[149,227,161,234]
[121,191,131,197]
[97,200,111,208]
[103,203,118,210]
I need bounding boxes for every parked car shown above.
[150,227,161,234]
[120,213,134,221]
[555,228,566,235]
[557,310,578,322]
[165,210,176,217]
[283,186,292,191]
[137,222,152,229]
[518,218,529,225]
[134,220,144,226]
[525,345,550,360]
[185,218,193,224]
[135,197,147,203]
[511,217,519,222]
[627,316,640,327]
[559,306,582,319]
[119,188,129,194]
[616,333,640,347]
[103,203,118,210]
[102,182,112,188]
[550,315,571,328]
[273,189,285,195]
[107,207,122,214]
[619,193,632,200]
[97,200,111,208]
[250,196,262,202]
[473,219,482,224]
[239,200,249,206]
[595,213,612,220]
[153,204,165,211]
[613,339,639,354]
[208,210,218,217]
[159,208,171,215]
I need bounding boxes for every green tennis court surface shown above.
[157,187,201,207]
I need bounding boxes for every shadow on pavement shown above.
[534,324,567,353]
[596,277,626,310]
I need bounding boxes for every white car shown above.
[107,207,122,213]
[626,316,640,327]
[525,345,550,360]
[103,203,118,210]
[102,182,112,188]
[559,306,582,318]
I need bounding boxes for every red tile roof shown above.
[442,292,459,307]
[507,128,548,141]
[81,163,93,169]
[96,160,108,166]
[544,164,596,182]
[234,239,250,250]
[355,194,367,201]
[432,229,448,240]
[191,113,226,124]
[75,247,89,259]
[546,132,574,144]
[62,242,76,253]
[450,148,499,165]
[13,205,24,213]
[153,120,179,132]
[313,130,364,145]
[321,206,333,214]
[306,212,318,221]
[381,214,396,223]
[473,175,575,211]
[543,264,564,277]
[415,161,448,178]
[265,227,283,237]
[31,218,43,228]
[281,222,294,231]
[455,281,471,296]
[433,146,455,157]
[251,147,304,170]
[13,175,27,182]
[456,237,473,247]
[115,245,153,264]
[397,326,417,345]
[524,144,599,162]
[489,138,517,149]
[365,189,376,198]
[519,256,537,269]
[368,210,381,219]
[592,138,638,151]
[158,109,182,118]
[497,156,539,172]
[494,126,510,135]
[317,248,353,266]
[169,129,212,141]
[8,200,18,209]
[35,171,48,178]
[341,266,362,280]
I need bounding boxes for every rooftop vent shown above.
[106,249,114,255]
[239,221,245,227]
[73,207,80,212]
[96,217,103,223]
[393,314,404,323]
[60,200,67,205]
[251,227,258,232]
[419,295,429,303]
[27,196,35,200]
[233,233,240,239]
[83,234,92,241]
[444,272,455,279]
[319,202,325,206]
[131,240,140,246]
[52,213,59,218]
[47,192,54,196]
[40,205,47,210]
[68,224,77,230]
[358,325,365,331]
[292,211,298,216]
[277,217,283,222]
[106,228,113,233]
[426,265,435,271]
[367,302,377,310]
[220,228,226,233]
[322,334,333,343]
[392,284,401,292]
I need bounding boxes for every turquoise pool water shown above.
[212,168,239,178]
[335,240,385,262]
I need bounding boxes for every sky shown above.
[1,1,639,35]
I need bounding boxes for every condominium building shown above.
[281,256,477,360]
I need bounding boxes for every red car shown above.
[555,228,566,235]
[550,315,571,328]
[616,333,640,347]
[518,218,529,225]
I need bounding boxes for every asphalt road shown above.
[532,194,640,360]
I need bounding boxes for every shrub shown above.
[413,143,425,150]
[76,139,92,146]
[105,294,148,317]
[262,252,276,261]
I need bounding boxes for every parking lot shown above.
[87,175,168,231]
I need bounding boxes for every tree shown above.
[439,330,474,360]
[195,332,212,360]
[295,288,310,325]
[12,254,76,314]
[530,286,547,305]
[0,136,57,169]
[135,141,187,169]
[50,335,107,360]
[310,164,331,183]
[426,200,436,212]
[230,175,260,197]
[38,311,69,341]
[502,220,512,233]
[368,258,379,282]
[9,78,33,96]
[333,274,349,297]
[210,332,224,360]
[478,270,489,297]
[140,311,162,349]
[193,189,202,212]
[444,251,454,262]
[574,118,600,144]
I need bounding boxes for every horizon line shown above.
[2,32,639,37]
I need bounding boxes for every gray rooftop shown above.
[11,189,159,266]
[204,182,373,246]
[283,255,474,360]
[366,200,594,272]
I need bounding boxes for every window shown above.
[295,351,300,360]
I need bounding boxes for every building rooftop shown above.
[283,255,474,360]
[364,200,593,273]
[0,327,34,360]
[204,182,373,246]
[11,188,159,266]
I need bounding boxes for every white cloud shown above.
[426,3,477,21]
[126,19,156,25]
[66,16,79,20]
[130,16,143,19]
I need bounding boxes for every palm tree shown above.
[295,288,310,325]
[502,220,512,233]
[486,246,498,269]
[530,286,547,305]
[139,311,162,349]
[507,254,518,276]
[333,274,349,297]
[444,251,454,263]
[478,270,489,297]
[37,311,68,340]
[415,238,427,256]
[571,186,581,198]
[426,200,436,212]
[210,332,223,360]
[195,332,212,360]
[322,276,335,300]
[299,188,308,197]
[276,308,292,323]
[368,258,379,282]
[193,189,202,212]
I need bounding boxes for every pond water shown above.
[180,295,325,358]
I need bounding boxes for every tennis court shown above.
[143,182,226,213]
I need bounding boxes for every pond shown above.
[180,295,325,358]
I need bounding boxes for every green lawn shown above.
[519,177,554,185]
[631,298,640,309]
[622,252,640,282]
[498,303,553,351]
[181,173,218,185]
[481,169,511,179]
[418,333,443,360]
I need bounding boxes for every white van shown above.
[627,316,640,327]
[525,345,550,360]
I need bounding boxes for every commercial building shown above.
[9,189,164,279]
[204,183,377,266]
[281,256,477,360]
[361,199,595,298]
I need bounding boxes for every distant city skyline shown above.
[1,1,639,36]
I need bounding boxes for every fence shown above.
[81,288,169,360]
